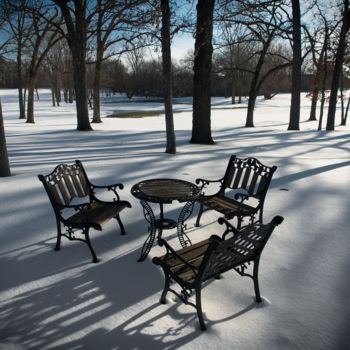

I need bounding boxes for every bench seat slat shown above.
[197,194,254,215]
[67,201,129,229]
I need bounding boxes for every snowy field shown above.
[0,89,349,350]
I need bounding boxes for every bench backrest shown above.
[38,160,90,209]
[222,155,277,200]
[200,216,283,281]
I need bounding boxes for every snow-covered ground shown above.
[0,90,349,350]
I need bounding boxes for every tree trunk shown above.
[55,0,92,131]
[318,84,326,130]
[245,40,271,127]
[309,28,328,121]
[161,0,176,154]
[51,88,56,107]
[309,88,318,121]
[288,0,302,130]
[17,49,25,120]
[92,0,103,124]
[55,87,61,106]
[231,73,236,105]
[69,88,74,103]
[343,93,350,125]
[64,89,68,103]
[0,101,11,177]
[318,50,328,130]
[26,79,36,123]
[71,46,92,131]
[92,50,103,123]
[246,93,257,127]
[191,0,215,144]
[340,71,344,122]
[326,0,350,130]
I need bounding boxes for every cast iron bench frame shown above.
[153,215,284,330]
[38,160,131,263]
[195,155,277,228]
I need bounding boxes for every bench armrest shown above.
[234,191,250,202]
[90,183,124,201]
[195,177,224,193]
[61,202,91,212]
[154,239,199,276]
[218,217,240,239]
[58,202,93,224]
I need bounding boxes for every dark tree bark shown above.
[26,78,36,123]
[0,100,11,177]
[17,48,25,119]
[231,74,236,105]
[246,39,271,127]
[306,9,337,123]
[51,88,56,106]
[318,47,328,130]
[190,0,215,144]
[26,8,60,124]
[326,0,350,130]
[161,0,176,153]
[308,36,327,122]
[288,0,302,130]
[91,0,103,123]
[309,89,318,121]
[54,0,92,131]
[92,51,102,123]
[343,92,350,125]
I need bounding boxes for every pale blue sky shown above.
[171,34,194,60]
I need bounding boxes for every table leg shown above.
[157,203,164,241]
[138,200,157,262]
[177,200,195,248]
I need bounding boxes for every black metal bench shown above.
[38,160,131,263]
[195,155,277,228]
[152,216,284,330]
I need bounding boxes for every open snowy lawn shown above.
[0,90,349,350]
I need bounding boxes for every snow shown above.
[0,89,349,350]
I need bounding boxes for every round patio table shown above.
[131,178,201,262]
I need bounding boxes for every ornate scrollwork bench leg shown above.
[137,200,157,262]
[177,200,196,248]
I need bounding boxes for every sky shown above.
[171,34,194,61]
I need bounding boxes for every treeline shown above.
[0,48,295,99]
[0,0,348,129]
[0,0,349,176]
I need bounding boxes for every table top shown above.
[131,178,201,203]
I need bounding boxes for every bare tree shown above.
[52,0,92,131]
[90,0,147,123]
[1,0,31,120]
[223,1,288,127]
[287,0,301,130]
[0,100,11,177]
[44,41,66,106]
[340,45,350,125]
[124,45,145,98]
[26,3,62,123]
[326,0,350,130]
[215,22,253,104]
[191,0,215,144]
[160,0,176,153]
